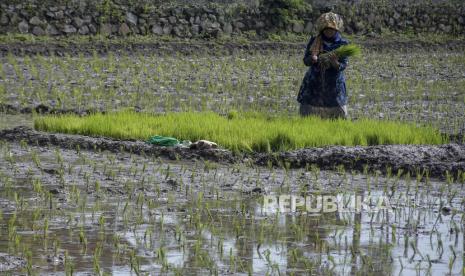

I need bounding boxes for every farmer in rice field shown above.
[297,11,349,119]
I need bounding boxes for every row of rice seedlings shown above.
[1,49,464,136]
[35,111,446,152]
[126,155,457,273]
[0,141,463,274]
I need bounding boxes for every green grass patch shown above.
[34,111,447,152]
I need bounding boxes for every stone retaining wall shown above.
[0,1,463,38]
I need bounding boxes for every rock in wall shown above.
[0,0,463,37]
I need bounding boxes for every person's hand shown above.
[329,53,340,69]
[311,55,318,64]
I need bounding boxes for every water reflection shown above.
[0,141,463,275]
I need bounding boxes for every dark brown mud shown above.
[255,143,465,180]
[1,126,463,180]
[1,38,464,57]
[0,103,101,116]
[0,126,237,163]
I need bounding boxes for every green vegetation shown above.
[0,31,462,47]
[1,140,463,275]
[333,44,362,58]
[1,47,463,136]
[34,111,446,152]
[319,44,362,70]
[0,4,464,274]
[259,0,311,27]
[97,0,124,24]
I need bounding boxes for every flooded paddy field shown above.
[0,43,464,136]
[0,39,464,275]
[0,140,463,275]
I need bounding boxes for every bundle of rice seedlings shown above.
[319,44,361,70]
[333,44,362,58]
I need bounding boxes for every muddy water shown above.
[0,141,463,275]
[0,114,33,130]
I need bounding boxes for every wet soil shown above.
[0,103,99,116]
[1,38,464,57]
[1,43,463,137]
[1,126,463,180]
[0,138,463,275]
[0,38,464,274]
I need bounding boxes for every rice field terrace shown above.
[0,36,464,275]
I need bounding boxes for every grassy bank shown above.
[34,111,446,152]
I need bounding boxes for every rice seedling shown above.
[0,120,463,275]
[2,47,463,135]
[34,111,445,152]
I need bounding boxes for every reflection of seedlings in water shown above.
[448,245,457,270]
[409,239,423,261]
[98,215,105,233]
[52,236,60,259]
[31,150,41,169]
[437,232,444,260]
[79,226,87,253]
[0,141,463,274]
[93,242,103,275]
[84,172,90,192]
[155,246,168,272]
[42,217,49,242]
[8,213,17,251]
[64,250,74,275]
[129,249,142,274]
[25,249,33,275]
[112,234,121,255]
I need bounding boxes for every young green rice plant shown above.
[7,212,17,247]
[319,44,361,69]
[127,249,141,275]
[24,248,35,276]
[95,180,101,194]
[32,178,43,195]
[98,214,105,233]
[79,226,88,252]
[64,250,74,276]
[93,242,103,275]
[34,111,446,152]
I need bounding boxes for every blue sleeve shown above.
[337,39,349,71]
[303,36,315,67]
[338,56,348,71]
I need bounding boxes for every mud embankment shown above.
[255,143,465,179]
[1,126,464,180]
[0,103,99,116]
[1,39,464,57]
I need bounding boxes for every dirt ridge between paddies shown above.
[1,37,465,57]
[1,126,464,181]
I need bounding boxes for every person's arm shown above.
[303,36,316,66]
[337,56,348,71]
[330,41,349,71]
